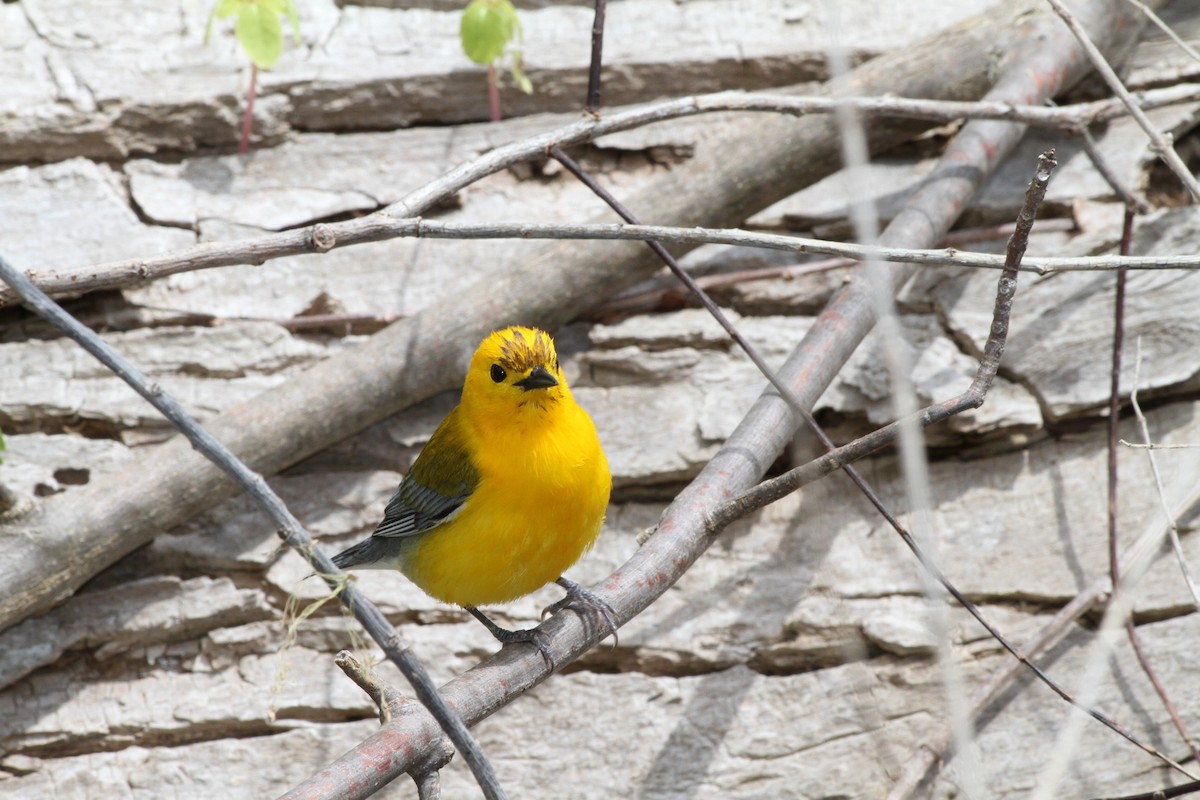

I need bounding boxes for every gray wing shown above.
[332,408,479,569]
[372,471,472,538]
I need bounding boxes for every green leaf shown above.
[207,0,299,67]
[0,428,5,465]
[460,0,518,66]
[236,3,285,69]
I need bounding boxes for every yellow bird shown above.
[333,326,615,665]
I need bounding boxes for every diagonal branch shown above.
[1046,0,1200,202]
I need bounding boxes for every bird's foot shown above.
[466,606,555,669]
[543,577,619,646]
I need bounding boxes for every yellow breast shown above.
[399,398,611,607]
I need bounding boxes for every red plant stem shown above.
[487,63,502,122]
[239,63,258,155]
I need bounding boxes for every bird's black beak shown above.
[515,365,559,391]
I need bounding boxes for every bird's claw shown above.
[544,577,619,646]
[466,606,556,669]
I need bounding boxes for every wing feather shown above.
[371,406,479,539]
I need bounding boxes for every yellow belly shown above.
[399,439,610,607]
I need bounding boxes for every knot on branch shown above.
[311,225,337,253]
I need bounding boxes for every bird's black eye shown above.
[490,364,507,383]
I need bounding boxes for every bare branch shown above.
[4,83,1200,308]
[1128,342,1200,609]
[1047,0,1200,202]
[1076,123,1152,213]
[1125,0,1200,65]
[335,651,408,725]
[23,217,1200,307]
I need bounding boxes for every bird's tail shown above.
[331,538,400,570]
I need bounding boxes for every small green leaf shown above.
[460,0,517,66]
[207,0,299,68]
[0,428,5,465]
[236,3,285,69]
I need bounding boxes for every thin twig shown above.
[1126,618,1200,763]
[585,0,607,113]
[5,83,1200,309]
[589,218,1076,319]
[1121,441,1200,450]
[336,651,455,799]
[486,63,502,122]
[1124,0,1200,65]
[335,650,407,724]
[1090,778,1200,800]
[0,256,509,800]
[22,217,1200,311]
[1033,484,1200,790]
[1046,0,1200,202]
[1128,341,1200,610]
[1077,123,1152,213]
[887,584,1109,799]
[1108,208,1129,595]
[238,63,258,155]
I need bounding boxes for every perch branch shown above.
[336,651,455,799]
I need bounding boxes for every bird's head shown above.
[462,326,571,421]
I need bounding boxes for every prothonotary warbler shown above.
[333,326,615,666]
